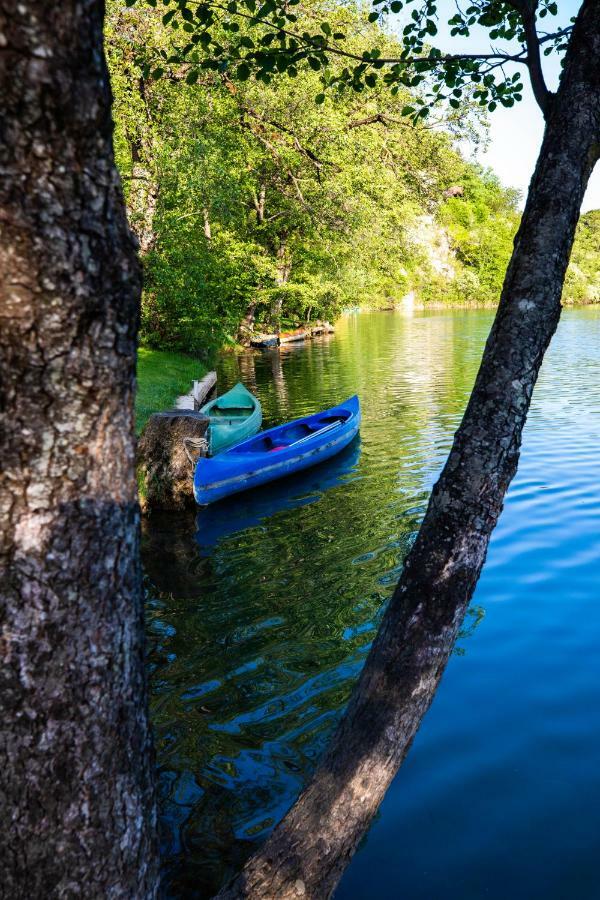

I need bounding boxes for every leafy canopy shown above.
[108,0,522,351]
[124,0,573,120]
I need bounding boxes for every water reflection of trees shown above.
[143,310,493,897]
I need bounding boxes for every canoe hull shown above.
[208,405,262,455]
[200,382,262,455]
[194,396,360,504]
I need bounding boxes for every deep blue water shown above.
[143,308,600,898]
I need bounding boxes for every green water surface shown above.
[144,308,600,898]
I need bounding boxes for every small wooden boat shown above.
[194,395,360,505]
[200,382,262,456]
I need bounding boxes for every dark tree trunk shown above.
[237,301,258,343]
[0,3,159,896]
[217,3,600,897]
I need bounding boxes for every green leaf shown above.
[315,92,326,104]
[237,62,251,80]
[185,69,199,84]
[321,22,331,35]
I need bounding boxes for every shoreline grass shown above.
[136,347,208,434]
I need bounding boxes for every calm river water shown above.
[143,308,600,898]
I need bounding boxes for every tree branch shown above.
[522,6,552,116]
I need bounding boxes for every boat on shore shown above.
[194,395,361,504]
[200,382,262,456]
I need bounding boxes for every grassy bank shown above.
[136,348,208,434]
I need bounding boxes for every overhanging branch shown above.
[522,6,552,116]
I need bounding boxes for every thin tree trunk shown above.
[271,237,291,330]
[128,77,158,255]
[203,207,212,241]
[217,3,600,897]
[130,153,159,254]
[0,3,158,896]
[254,182,266,224]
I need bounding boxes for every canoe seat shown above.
[211,406,254,418]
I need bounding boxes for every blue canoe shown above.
[193,395,361,505]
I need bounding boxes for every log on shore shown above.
[193,371,217,410]
[137,410,209,512]
[279,327,309,344]
[175,369,217,411]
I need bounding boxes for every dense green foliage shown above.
[122,0,570,118]
[564,211,600,306]
[107,1,519,352]
[108,1,595,355]
[136,348,208,432]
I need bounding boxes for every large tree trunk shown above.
[217,3,600,898]
[0,3,159,896]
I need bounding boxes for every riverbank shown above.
[136,348,208,434]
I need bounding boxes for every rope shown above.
[183,436,209,468]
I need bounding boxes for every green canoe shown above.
[201,382,262,455]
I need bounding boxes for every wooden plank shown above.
[192,371,217,410]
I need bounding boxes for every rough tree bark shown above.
[0,2,159,897]
[217,3,600,897]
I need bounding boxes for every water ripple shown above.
[143,307,600,899]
